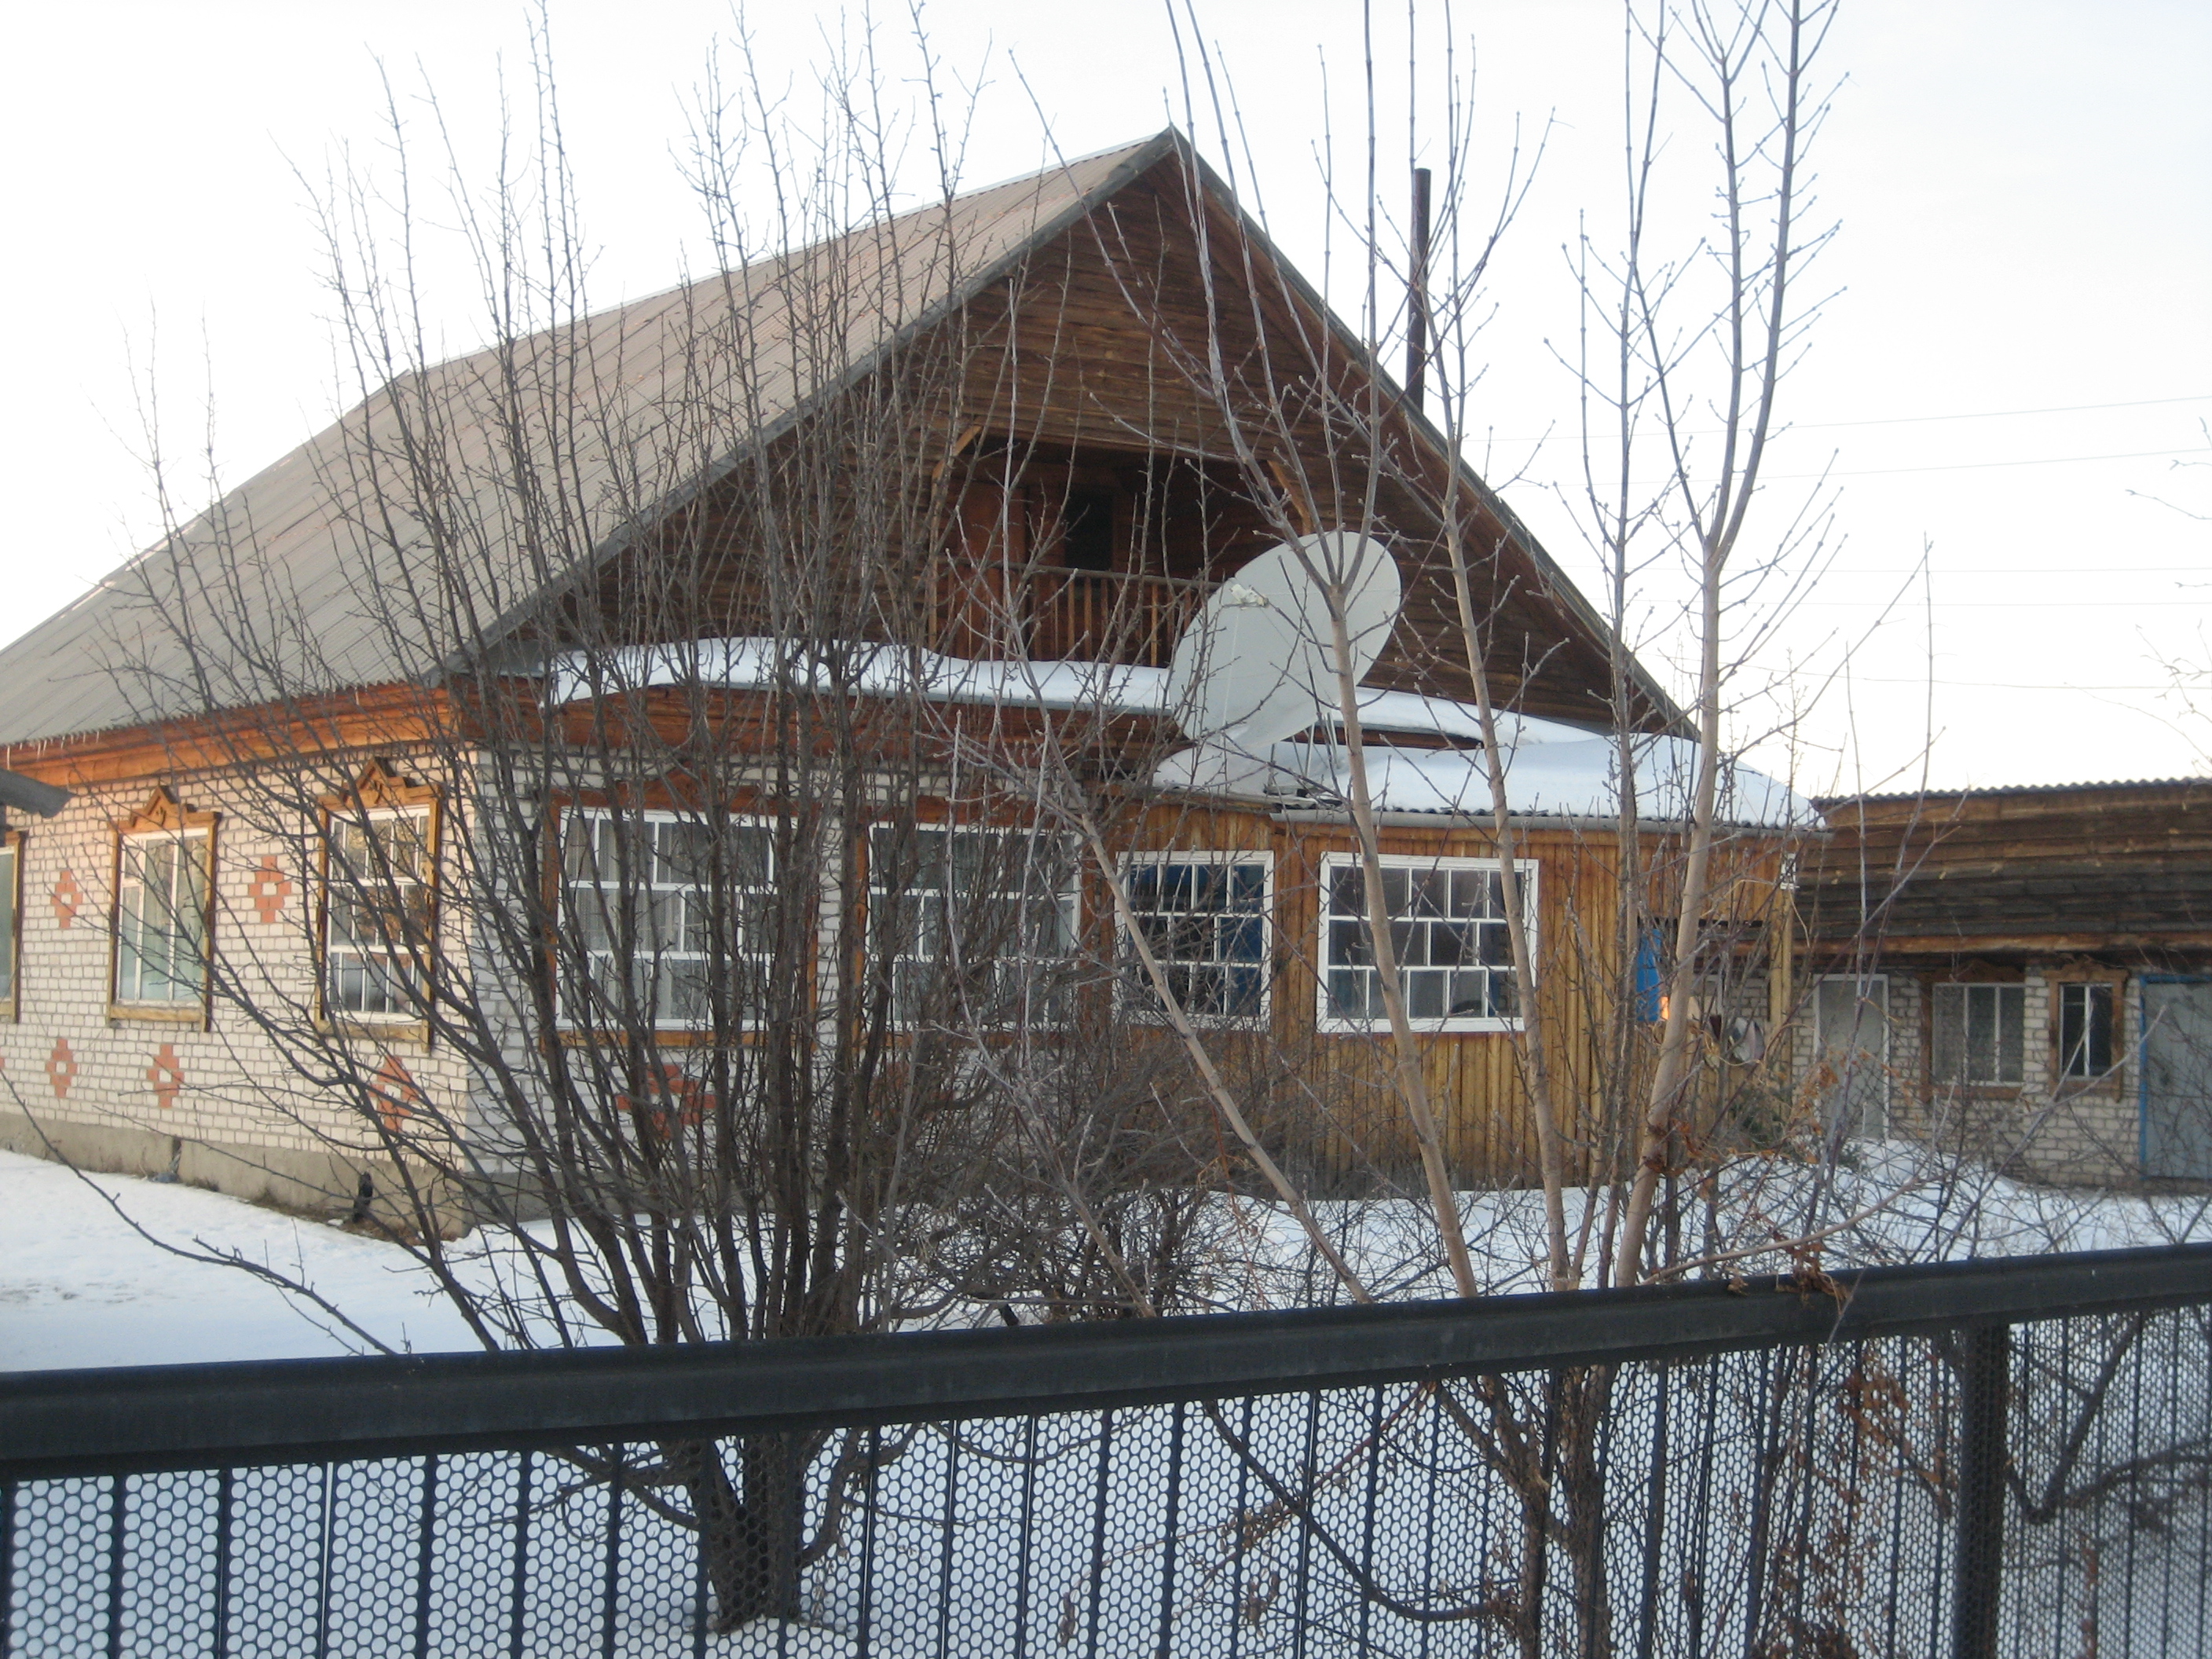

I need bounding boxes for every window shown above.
[1318,854,1525,1031]
[1119,854,1270,1022]
[2058,982,2117,1081]
[325,808,433,1020]
[117,832,211,1004]
[560,811,776,1029]
[1931,983,2025,1086]
[1815,975,1890,1137]
[0,830,20,1018]
[869,826,1078,1027]
[111,789,217,1016]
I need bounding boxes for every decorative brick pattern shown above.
[147,1043,184,1111]
[617,1061,714,1139]
[370,1053,422,1133]
[46,1038,75,1099]
[50,868,81,928]
[247,855,293,924]
[0,767,473,1201]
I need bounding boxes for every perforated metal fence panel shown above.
[3,1250,2207,1657]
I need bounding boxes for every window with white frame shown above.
[1119,853,1270,1022]
[1318,854,1525,1031]
[560,811,777,1029]
[0,833,20,1015]
[2058,981,2118,1082]
[324,808,433,1020]
[1931,983,2026,1086]
[115,827,211,1006]
[869,826,1078,1027]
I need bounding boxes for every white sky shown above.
[2,1,2206,795]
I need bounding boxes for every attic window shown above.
[1060,492,1116,572]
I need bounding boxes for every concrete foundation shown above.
[0,1108,459,1232]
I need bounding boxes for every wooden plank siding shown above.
[1804,782,2212,961]
[1096,803,1797,1191]
[580,155,1663,737]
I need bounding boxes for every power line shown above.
[1833,677,2181,693]
[1763,446,2203,480]
[1786,393,2212,430]
[1812,565,2206,577]
[1797,598,2212,609]
[1475,392,2212,445]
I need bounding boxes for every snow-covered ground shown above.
[0,1149,474,1368]
[2,1147,2205,1656]
[3,1141,2209,1372]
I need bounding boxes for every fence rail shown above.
[7,1243,2203,1481]
[4,1244,2210,1657]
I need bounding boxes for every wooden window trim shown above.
[2049,968,2127,1095]
[0,828,21,1023]
[316,759,441,1047]
[108,787,218,1030]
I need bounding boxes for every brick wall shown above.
[1789,964,2149,1187]
[0,766,474,1214]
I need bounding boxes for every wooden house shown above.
[0,131,1802,1216]
[1800,779,2212,1184]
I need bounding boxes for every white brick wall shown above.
[0,765,474,1193]
[1788,962,2151,1187]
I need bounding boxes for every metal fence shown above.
[2,1244,2207,1657]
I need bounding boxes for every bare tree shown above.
[37,30,1266,1628]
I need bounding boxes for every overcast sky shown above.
[2,2,2206,794]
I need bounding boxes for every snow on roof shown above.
[548,639,1174,715]
[1154,734,1808,829]
[553,638,1812,830]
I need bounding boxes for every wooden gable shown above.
[581,146,1673,738]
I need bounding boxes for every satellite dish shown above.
[1166,532,1401,749]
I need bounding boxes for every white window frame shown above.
[115,826,212,1009]
[868,824,1079,1030]
[558,808,779,1032]
[1116,851,1274,1026]
[1316,852,1532,1035]
[2057,980,2120,1083]
[0,831,20,1020]
[1930,981,2026,1087]
[1815,973,1891,1137]
[324,805,434,1024]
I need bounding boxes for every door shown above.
[2141,978,2212,1179]
[1815,975,1891,1138]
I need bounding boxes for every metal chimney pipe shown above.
[1405,167,1433,410]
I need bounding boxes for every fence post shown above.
[1951,1323,2011,1659]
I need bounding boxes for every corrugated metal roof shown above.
[1816,777,2212,807]
[0,134,1177,751]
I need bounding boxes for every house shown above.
[1800,778,2212,1185]
[0,131,1803,1221]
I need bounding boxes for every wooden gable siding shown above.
[1803,783,2212,959]
[583,156,1653,734]
[973,163,1635,729]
